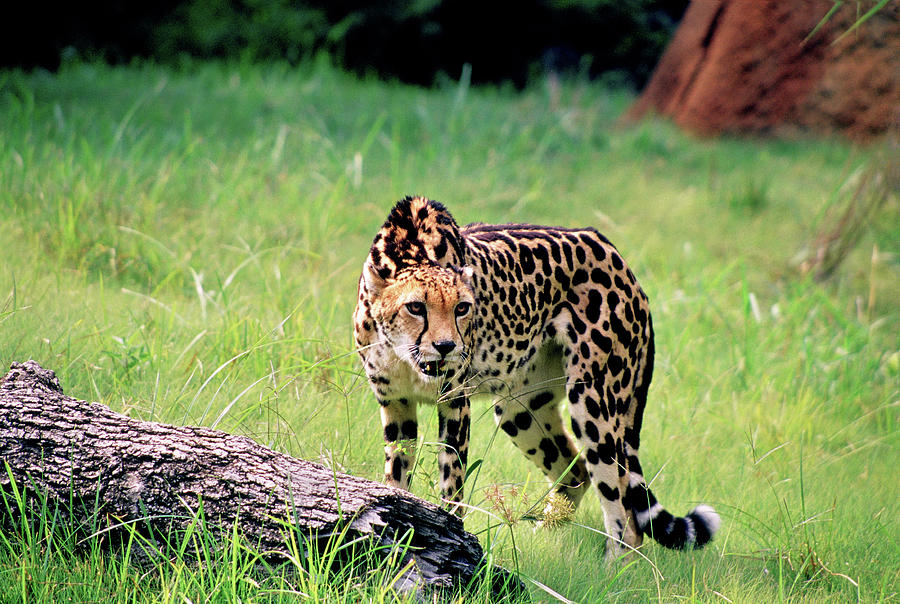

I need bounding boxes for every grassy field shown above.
[0,60,897,603]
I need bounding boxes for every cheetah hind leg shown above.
[566,388,638,561]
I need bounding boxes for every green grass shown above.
[1,59,897,603]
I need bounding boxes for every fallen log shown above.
[0,360,520,596]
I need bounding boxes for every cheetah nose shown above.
[433,341,456,357]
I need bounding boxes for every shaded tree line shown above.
[4,0,687,87]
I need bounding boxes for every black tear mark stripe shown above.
[415,311,429,349]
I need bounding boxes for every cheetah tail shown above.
[625,472,720,550]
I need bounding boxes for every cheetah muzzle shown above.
[353,196,720,561]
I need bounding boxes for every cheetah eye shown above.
[405,301,426,316]
[455,302,472,317]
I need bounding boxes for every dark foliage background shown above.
[4,0,687,88]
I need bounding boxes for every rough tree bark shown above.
[0,360,519,596]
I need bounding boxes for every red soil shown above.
[626,0,899,142]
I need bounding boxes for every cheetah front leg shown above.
[380,399,418,490]
[437,395,470,516]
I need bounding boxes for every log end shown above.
[2,360,64,394]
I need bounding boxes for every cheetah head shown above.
[363,263,476,380]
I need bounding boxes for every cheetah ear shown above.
[362,262,387,295]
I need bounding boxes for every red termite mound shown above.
[626,0,899,142]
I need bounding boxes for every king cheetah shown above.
[353,196,719,558]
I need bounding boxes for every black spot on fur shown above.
[584,420,600,442]
[609,313,632,347]
[514,411,533,431]
[597,433,616,465]
[539,438,559,470]
[519,245,536,274]
[592,268,612,288]
[401,420,417,439]
[582,235,606,259]
[607,290,620,310]
[608,354,623,376]
[532,244,550,271]
[586,290,604,324]
[569,307,587,334]
[554,434,571,455]
[530,392,555,410]
[554,266,571,290]
[624,302,634,323]
[614,274,633,298]
[575,245,587,264]
[599,483,620,501]
[620,366,632,390]
[611,252,624,271]
[568,381,584,403]
[570,418,582,439]
[591,328,612,353]
[624,426,639,451]
[384,423,399,442]
[585,396,602,419]
[448,396,467,409]
[561,242,574,269]
[549,239,562,263]
[572,268,589,286]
